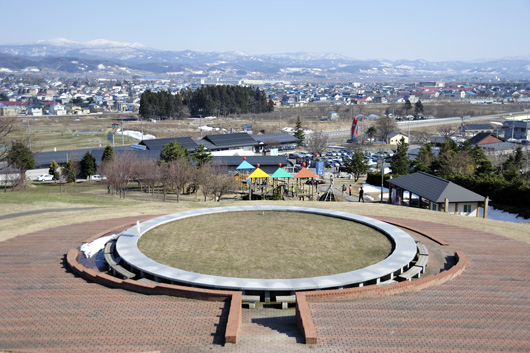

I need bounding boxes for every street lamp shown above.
[380,154,384,203]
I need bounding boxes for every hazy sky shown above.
[2,0,529,61]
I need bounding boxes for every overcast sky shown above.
[2,0,529,62]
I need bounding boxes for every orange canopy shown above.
[294,167,317,179]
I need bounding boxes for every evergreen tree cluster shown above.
[139,85,274,120]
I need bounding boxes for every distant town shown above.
[1,77,529,118]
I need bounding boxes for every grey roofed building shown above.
[252,133,299,151]
[253,133,298,145]
[32,146,159,168]
[387,172,487,217]
[198,132,260,151]
[139,137,198,152]
[479,141,519,156]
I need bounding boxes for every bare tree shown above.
[439,125,454,139]
[210,164,238,202]
[307,130,329,157]
[198,163,237,202]
[99,152,136,198]
[410,129,431,144]
[375,116,397,144]
[197,163,215,201]
[169,159,194,202]
[0,117,15,161]
[131,156,159,195]
[159,159,194,202]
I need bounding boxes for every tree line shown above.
[139,85,274,119]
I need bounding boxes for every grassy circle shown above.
[138,211,392,278]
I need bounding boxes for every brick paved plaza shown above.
[1,214,529,352]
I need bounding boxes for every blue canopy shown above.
[236,160,255,170]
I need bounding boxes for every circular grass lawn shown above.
[138,211,392,279]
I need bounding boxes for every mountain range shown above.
[0,38,529,81]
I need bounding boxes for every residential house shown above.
[462,123,494,137]
[48,103,67,116]
[503,120,530,141]
[26,104,43,116]
[387,132,409,145]
[467,132,502,146]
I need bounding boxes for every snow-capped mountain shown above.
[0,38,529,80]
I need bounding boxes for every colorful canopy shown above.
[248,168,270,179]
[294,167,318,179]
[236,160,255,170]
[270,168,293,179]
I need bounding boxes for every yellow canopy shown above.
[248,167,270,179]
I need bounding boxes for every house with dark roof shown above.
[197,132,260,152]
[387,172,488,217]
[139,137,198,153]
[463,123,494,137]
[467,132,502,146]
[252,133,298,152]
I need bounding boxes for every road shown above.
[323,111,518,143]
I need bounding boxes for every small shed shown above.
[387,172,488,217]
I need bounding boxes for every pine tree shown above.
[102,145,114,163]
[390,137,410,176]
[413,143,435,173]
[344,149,369,181]
[80,151,96,178]
[414,100,424,116]
[366,126,377,144]
[160,140,189,163]
[192,144,213,166]
[62,160,76,183]
[404,99,412,117]
[294,116,305,146]
[7,141,34,180]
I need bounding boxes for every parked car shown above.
[36,174,54,181]
[89,175,106,181]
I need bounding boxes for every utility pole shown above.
[120,119,124,146]
[380,155,384,203]
[26,119,31,151]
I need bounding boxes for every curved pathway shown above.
[0,215,529,352]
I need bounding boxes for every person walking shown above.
[359,186,365,202]
[349,184,352,197]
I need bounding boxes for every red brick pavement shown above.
[1,215,529,352]
[308,216,530,352]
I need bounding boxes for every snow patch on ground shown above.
[481,206,530,223]
[116,129,155,140]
